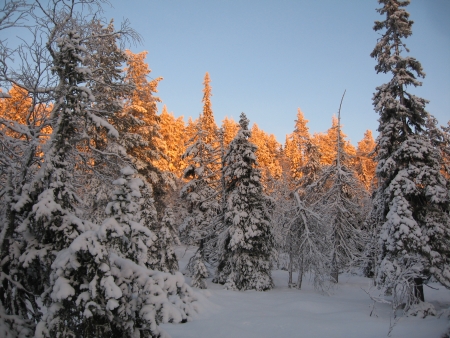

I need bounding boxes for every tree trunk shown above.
[331,252,338,283]
[373,238,377,287]
[288,251,293,287]
[296,255,304,289]
[414,277,424,302]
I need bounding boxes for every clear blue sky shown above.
[102,0,449,146]
[25,1,450,145]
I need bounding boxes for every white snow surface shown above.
[162,246,450,338]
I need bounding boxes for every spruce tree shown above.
[191,242,209,289]
[180,73,221,251]
[152,207,180,273]
[313,116,356,167]
[221,116,239,147]
[284,108,312,181]
[39,167,198,337]
[81,19,132,225]
[354,130,377,191]
[249,124,282,182]
[215,113,274,291]
[118,50,171,215]
[16,28,102,310]
[180,118,221,245]
[201,72,218,145]
[0,3,133,334]
[370,0,450,306]
[156,105,187,176]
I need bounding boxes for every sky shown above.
[100,0,449,146]
[4,0,450,146]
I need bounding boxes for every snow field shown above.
[161,246,450,338]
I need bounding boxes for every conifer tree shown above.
[297,141,323,189]
[215,113,274,291]
[0,1,201,336]
[265,160,295,272]
[185,117,199,145]
[0,84,33,126]
[156,105,187,176]
[39,167,198,337]
[355,130,377,191]
[180,118,221,245]
[0,4,132,334]
[16,26,104,307]
[370,0,450,306]
[115,50,172,214]
[201,72,218,145]
[284,108,312,180]
[191,242,209,289]
[81,19,132,225]
[313,116,356,167]
[151,207,180,273]
[249,124,282,182]
[221,116,239,147]
[180,75,221,248]
[11,24,122,335]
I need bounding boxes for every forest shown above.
[0,0,449,337]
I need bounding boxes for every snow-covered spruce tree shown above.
[297,139,323,190]
[118,50,173,216]
[0,2,150,335]
[150,207,180,273]
[180,117,221,285]
[39,167,198,337]
[4,4,141,335]
[370,0,450,306]
[284,108,313,181]
[81,18,133,224]
[191,241,209,289]
[215,113,274,291]
[361,190,384,281]
[306,94,367,283]
[180,118,220,244]
[181,71,221,241]
[15,24,102,303]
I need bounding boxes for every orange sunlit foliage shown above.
[118,50,165,170]
[284,108,312,180]
[124,50,162,123]
[200,72,218,145]
[156,105,188,177]
[0,84,52,140]
[185,117,198,143]
[354,129,377,190]
[249,123,282,180]
[221,116,239,147]
[313,115,356,166]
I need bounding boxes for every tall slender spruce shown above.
[215,113,274,291]
[370,0,450,306]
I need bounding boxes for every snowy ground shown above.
[161,246,450,338]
